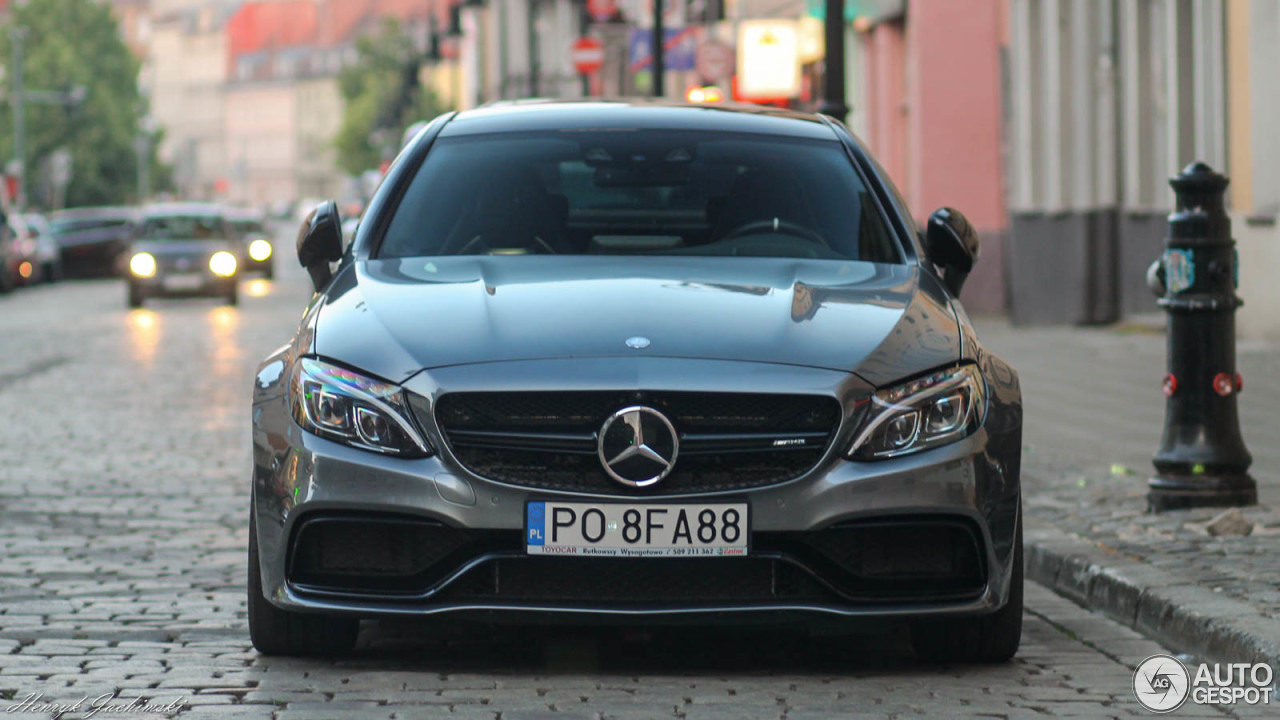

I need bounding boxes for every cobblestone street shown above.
[0,257,1271,719]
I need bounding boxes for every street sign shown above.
[628,28,698,72]
[571,37,606,75]
[695,40,734,81]
[737,20,801,100]
[586,0,618,22]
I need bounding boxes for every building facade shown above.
[1006,0,1280,338]
[222,0,441,206]
[849,0,1008,316]
[146,1,236,200]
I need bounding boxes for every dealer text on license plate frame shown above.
[525,501,749,557]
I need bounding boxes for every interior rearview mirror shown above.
[296,201,344,292]
[925,207,980,297]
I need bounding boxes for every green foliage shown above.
[334,18,448,176]
[0,0,166,208]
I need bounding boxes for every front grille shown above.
[435,557,833,605]
[431,391,842,495]
[156,255,209,273]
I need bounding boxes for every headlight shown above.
[290,357,432,457]
[848,365,987,460]
[248,239,272,262]
[209,251,238,276]
[129,252,157,278]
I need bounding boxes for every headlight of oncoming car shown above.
[248,239,272,262]
[129,252,157,278]
[290,357,432,457]
[209,251,238,277]
[848,364,987,460]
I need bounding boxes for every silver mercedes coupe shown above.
[248,100,1023,662]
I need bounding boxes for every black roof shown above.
[440,99,839,140]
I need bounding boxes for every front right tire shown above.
[127,283,144,308]
[247,510,359,656]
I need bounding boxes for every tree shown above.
[334,18,449,176]
[0,0,167,208]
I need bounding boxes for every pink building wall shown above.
[860,0,1008,315]
[864,21,909,194]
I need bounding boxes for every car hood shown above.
[314,256,961,386]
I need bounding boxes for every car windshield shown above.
[231,220,264,236]
[139,215,226,241]
[378,130,902,263]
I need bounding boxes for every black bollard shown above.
[1147,162,1256,512]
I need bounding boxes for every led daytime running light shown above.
[849,365,986,460]
[291,358,431,457]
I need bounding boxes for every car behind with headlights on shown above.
[249,100,1023,663]
[126,203,240,307]
[226,207,275,279]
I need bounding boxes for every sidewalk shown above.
[974,317,1280,668]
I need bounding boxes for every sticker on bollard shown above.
[1163,249,1195,294]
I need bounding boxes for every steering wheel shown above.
[719,218,829,247]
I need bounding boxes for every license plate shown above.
[163,274,203,291]
[525,501,748,557]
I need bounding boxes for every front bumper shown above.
[132,271,235,296]
[251,356,1022,623]
[243,255,273,275]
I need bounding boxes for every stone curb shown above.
[1025,525,1280,668]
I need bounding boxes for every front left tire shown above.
[247,511,359,656]
[911,514,1023,664]
[127,282,145,308]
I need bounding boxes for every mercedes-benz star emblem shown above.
[625,336,651,349]
[597,406,679,487]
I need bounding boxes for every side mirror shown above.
[925,207,980,297]
[296,200,343,292]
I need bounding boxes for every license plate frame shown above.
[162,274,204,291]
[525,500,750,557]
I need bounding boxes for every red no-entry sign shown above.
[586,0,617,22]
[571,37,605,75]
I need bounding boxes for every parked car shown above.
[0,203,17,294]
[225,207,274,279]
[6,213,62,284]
[125,203,240,308]
[248,101,1024,663]
[49,206,140,278]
